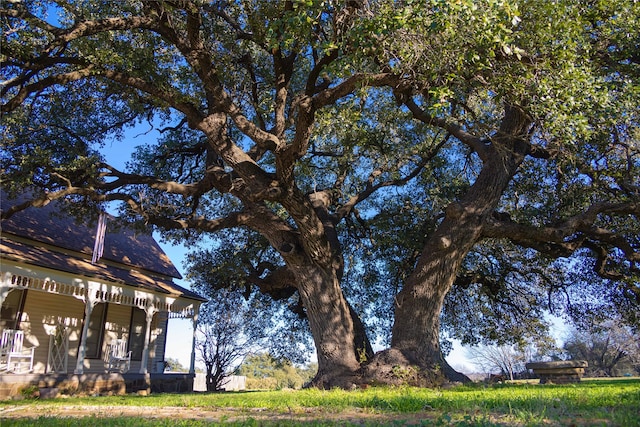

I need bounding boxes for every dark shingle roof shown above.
[1,191,205,302]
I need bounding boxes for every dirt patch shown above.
[0,404,446,425]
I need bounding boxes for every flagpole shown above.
[92,212,107,264]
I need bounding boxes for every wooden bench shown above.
[525,360,588,384]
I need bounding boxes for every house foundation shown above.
[0,372,195,400]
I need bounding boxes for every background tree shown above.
[196,288,262,391]
[236,352,316,390]
[563,320,640,377]
[467,336,560,380]
[164,357,188,373]
[468,345,524,381]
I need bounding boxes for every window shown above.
[83,302,107,359]
[0,289,26,329]
[128,307,147,361]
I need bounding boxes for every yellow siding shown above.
[104,304,132,345]
[18,290,84,374]
[153,312,169,372]
[11,290,171,374]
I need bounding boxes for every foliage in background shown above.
[563,319,640,377]
[164,358,188,373]
[466,335,560,380]
[195,288,262,391]
[236,352,317,390]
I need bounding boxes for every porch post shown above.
[139,307,156,374]
[189,307,199,375]
[75,291,98,375]
[0,287,11,308]
[0,272,14,307]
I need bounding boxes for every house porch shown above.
[1,267,203,398]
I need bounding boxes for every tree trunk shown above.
[380,107,531,385]
[387,209,491,384]
[292,263,367,389]
[205,362,223,392]
[240,194,372,389]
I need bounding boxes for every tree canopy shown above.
[1,0,638,388]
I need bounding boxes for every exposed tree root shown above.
[306,366,362,390]
[306,348,472,390]
[359,349,446,388]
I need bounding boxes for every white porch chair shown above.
[0,329,36,373]
[106,338,132,373]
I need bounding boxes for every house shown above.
[0,191,206,398]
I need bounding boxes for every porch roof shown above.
[1,192,181,279]
[1,191,206,303]
[1,239,204,302]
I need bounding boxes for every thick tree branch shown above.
[306,49,339,96]
[247,265,298,300]
[483,201,640,278]
[103,70,203,119]
[404,97,491,161]
[2,6,158,43]
[1,66,95,112]
[313,72,396,109]
[1,187,87,220]
[273,51,296,138]
[143,209,256,234]
[98,162,233,197]
[0,53,87,95]
[1,6,62,34]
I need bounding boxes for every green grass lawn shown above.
[1,379,638,426]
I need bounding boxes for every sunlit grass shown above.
[2,379,639,426]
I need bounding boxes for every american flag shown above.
[91,212,107,264]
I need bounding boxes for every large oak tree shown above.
[1,0,411,387]
[354,0,639,383]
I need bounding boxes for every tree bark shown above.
[291,263,367,389]
[241,220,371,388]
[381,106,531,385]
[268,187,373,388]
